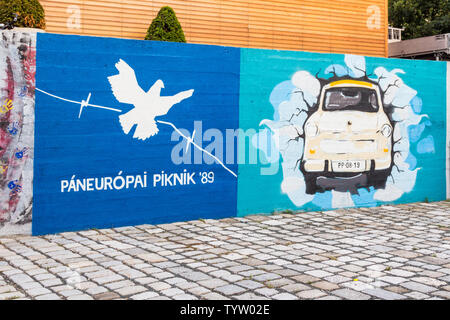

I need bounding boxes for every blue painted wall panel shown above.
[34,34,240,235]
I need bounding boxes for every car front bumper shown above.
[302,157,391,173]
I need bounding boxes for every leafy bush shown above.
[0,0,46,29]
[145,6,186,42]
[389,0,449,39]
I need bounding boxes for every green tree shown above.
[0,0,46,29]
[389,0,450,39]
[145,6,186,42]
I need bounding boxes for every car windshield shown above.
[324,87,379,112]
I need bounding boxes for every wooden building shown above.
[39,0,388,57]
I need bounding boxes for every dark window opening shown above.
[324,87,379,112]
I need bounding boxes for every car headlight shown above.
[305,123,318,137]
[381,124,392,137]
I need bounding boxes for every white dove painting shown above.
[108,59,194,141]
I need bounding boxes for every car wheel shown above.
[369,170,390,190]
[304,173,318,195]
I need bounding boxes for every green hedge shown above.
[145,6,186,43]
[0,0,46,29]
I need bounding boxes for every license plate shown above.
[332,160,365,172]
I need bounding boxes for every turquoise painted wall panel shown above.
[238,48,447,216]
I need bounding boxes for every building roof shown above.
[389,34,450,60]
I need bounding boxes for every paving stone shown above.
[401,281,437,294]
[332,288,371,300]
[305,270,333,278]
[179,271,210,281]
[27,287,52,296]
[388,269,415,277]
[237,280,264,290]
[384,286,410,294]
[86,286,108,295]
[148,281,171,291]
[316,295,342,300]
[324,275,352,284]
[412,277,446,287]
[253,273,282,282]
[281,283,310,292]
[35,294,61,300]
[362,288,406,300]
[273,292,298,300]
[187,286,210,296]
[9,274,34,284]
[431,291,450,299]
[67,294,94,300]
[0,292,25,300]
[116,286,147,297]
[291,274,320,284]
[202,292,230,300]
[95,274,124,285]
[312,281,340,291]
[173,294,198,300]
[379,276,408,285]
[255,287,279,297]
[161,287,185,297]
[59,289,84,297]
[343,281,375,291]
[94,292,121,300]
[216,284,246,295]
[105,280,134,290]
[405,292,430,299]
[296,289,327,299]
[197,279,228,289]
[41,278,63,287]
[0,286,16,294]
[130,292,159,300]
[233,292,268,300]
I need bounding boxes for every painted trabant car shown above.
[301,80,393,195]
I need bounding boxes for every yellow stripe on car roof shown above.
[329,80,373,88]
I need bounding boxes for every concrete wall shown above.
[1,31,448,235]
[0,31,35,236]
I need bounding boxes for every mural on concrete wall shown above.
[243,53,443,211]
[33,33,239,235]
[3,32,443,235]
[0,31,35,235]
[239,50,446,216]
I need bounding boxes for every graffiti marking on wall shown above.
[1,99,14,113]
[35,88,122,116]
[0,165,8,175]
[0,30,35,236]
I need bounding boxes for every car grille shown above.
[320,139,377,154]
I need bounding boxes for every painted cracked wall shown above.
[238,49,447,216]
[0,31,35,236]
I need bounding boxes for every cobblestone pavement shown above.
[1,201,450,300]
